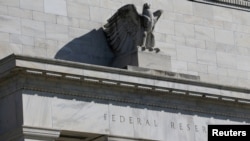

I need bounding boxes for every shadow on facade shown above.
[55,28,114,67]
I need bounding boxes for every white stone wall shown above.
[1,0,250,88]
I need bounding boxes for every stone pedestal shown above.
[138,51,171,71]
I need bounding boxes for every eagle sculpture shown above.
[103,3,163,68]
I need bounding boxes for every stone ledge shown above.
[127,65,200,81]
[1,54,250,102]
[23,126,60,140]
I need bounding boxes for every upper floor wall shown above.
[1,0,250,88]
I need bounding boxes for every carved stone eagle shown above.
[103,3,163,68]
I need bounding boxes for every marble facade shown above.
[1,0,250,141]
[1,54,250,141]
[1,0,250,87]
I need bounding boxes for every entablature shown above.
[1,54,250,104]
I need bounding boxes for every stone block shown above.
[158,43,177,59]
[47,46,60,58]
[215,43,237,54]
[22,45,47,58]
[52,98,109,134]
[218,75,238,86]
[233,10,250,26]
[20,0,44,12]
[10,34,34,46]
[79,19,102,30]
[205,41,217,51]
[0,15,21,34]
[88,0,100,6]
[171,60,188,72]
[238,78,250,89]
[213,6,233,22]
[22,93,53,128]
[67,0,90,19]
[195,25,214,41]
[155,20,175,35]
[237,55,250,71]
[34,38,57,49]
[237,46,250,56]
[45,23,68,41]
[154,32,167,42]
[202,19,224,29]
[185,38,205,49]
[21,19,45,38]
[8,7,32,19]
[90,6,113,23]
[175,22,194,38]
[227,69,247,79]
[161,11,175,21]
[138,51,171,71]
[0,41,11,59]
[208,65,226,76]
[216,52,236,68]
[235,32,250,47]
[176,45,197,63]
[152,0,174,12]
[32,11,56,23]
[0,32,9,42]
[44,0,67,16]
[188,63,208,73]
[172,36,186,46]
[197,49,217,65]
[199,73,218,84]
[224,22,250,34]
[215,29,234,45]
[9,43,22,54]
[69,27,89,38]
[0,0,19,7]
[0,5,8,15]
[173,0,193,15]
[66,0,100,7]
[193,3,213,19]
[56,16,80,28]
[100,0,123,10]
[175,14,203,25]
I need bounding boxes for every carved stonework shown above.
[103,3,163,68]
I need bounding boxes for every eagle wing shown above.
[145,10,163,48]
[103,4,143,55]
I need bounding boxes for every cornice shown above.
[1,54,250,93]
[1,55,250,120]
[1,54,250,103]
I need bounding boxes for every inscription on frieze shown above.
[103,113,207,134]
[104,114,158,127]
[23,94,249,141]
